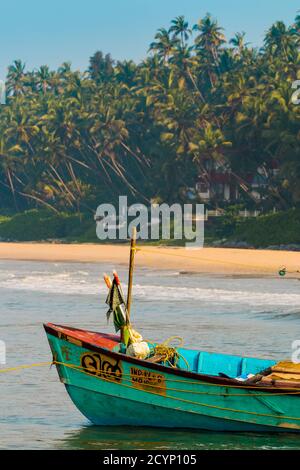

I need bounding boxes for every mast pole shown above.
[126,226,137,323]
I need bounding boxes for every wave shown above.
[1,270,300,307]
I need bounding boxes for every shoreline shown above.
[0,242,298,276]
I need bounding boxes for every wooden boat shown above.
[44,230,300,432]
[44,322,300,432]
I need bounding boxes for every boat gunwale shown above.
[44,322,296,394]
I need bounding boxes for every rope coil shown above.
[147,336,189,369]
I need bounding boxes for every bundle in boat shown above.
[249,361,300,388]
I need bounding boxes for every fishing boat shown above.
[44,230,300,432]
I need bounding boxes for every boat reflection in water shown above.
[60,425,300,450]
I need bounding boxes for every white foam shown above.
[0,270,300,307]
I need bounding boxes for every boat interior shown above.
[47,324,276,380]
[175,347,276,379]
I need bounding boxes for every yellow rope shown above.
[0,362,52,373]
[3,357,300,391]
[56,361,295,428]
[146,336,190,369]
[138,247,267,270]
[53,360,300,424]
[4,358,300,392]
[2,359,300,423]
[54,360,300,397]
[137,246,299,276]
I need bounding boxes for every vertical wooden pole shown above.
[126,226,136,323]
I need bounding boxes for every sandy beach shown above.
[0,242,298,276]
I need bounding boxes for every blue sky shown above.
[0,0,298,77]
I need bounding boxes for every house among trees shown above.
[195,160,280,203]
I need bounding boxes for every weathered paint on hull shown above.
[45,326,300,433]
[65,384,283,432]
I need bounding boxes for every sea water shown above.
[1,260,300,449]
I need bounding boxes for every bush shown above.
[205,214,238,240]
[2,208,300,248]
[231,209,300,247]
[0,209,96,242]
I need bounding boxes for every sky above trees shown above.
[0,1,298,78]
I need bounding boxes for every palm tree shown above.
[193,13,226,64]
[193,14,226,88]
[35,65,52,94]
[294,11,300,33]
[0,112,25,209]
[169,46,206,102]
[264,21,295,61]
[169,16,191,48]
[58,62,72,78]
[0,12,299,213]
[149,28,179,63]
[115,60,137,87]
[229,32,250,55]
[88,51,114,82]
[7,60,27,96]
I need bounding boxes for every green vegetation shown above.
[203,208,300,248]
[1,208,300,249]
[229,209,300,247]
[0,12,299,246]
[0,12,299,215]
[0,210,97,242]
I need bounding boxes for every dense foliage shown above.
[0,12,299,214]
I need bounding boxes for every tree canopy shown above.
[0,12,299,213]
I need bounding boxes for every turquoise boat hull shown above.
[44,323,300,433]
